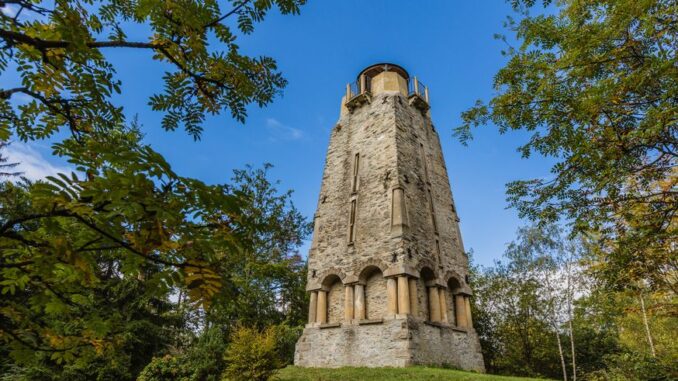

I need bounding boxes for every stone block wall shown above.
[327,280,344,324]
[409,321,485,371]
[294,318,485,371]
[295,319,411,368]
[297,65,484,372]
[365,270,387,319]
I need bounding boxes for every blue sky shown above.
[3,1,555,267]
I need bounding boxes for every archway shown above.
[359,266,386,319]
[322,274,344,323]
[419,266,437,321]
[447,277,462,326]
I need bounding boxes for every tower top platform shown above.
[357,63,410,81]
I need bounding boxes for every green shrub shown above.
[137,327,228,381]
[137,355,192,381]
[184,327,229,381]
[273,324,303,366]
[222,325,281,381]
[585,351,676,381]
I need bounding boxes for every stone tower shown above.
[294,64,485,371]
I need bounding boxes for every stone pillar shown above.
[455,294,468,328]
[344,285,354,321]
[397,276,410,315]
[408,278,418,318]
[428,287,441,322]
[391,188,408,237]
[387,278,398,315]
[317,290,327,324]
[438,288,448,323]
[465,296,473,329]
[308,291,317,323]
[354,284,365,320]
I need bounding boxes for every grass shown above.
[275,366,553,381]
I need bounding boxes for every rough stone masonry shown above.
[294,63,485,372]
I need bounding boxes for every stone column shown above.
[408,278,418,318]
[387,278,398,315]
[465,296,473,329]
[354,284,365,320]
[455,294,468,328]
[317,290,327,324]
[438,288,448,323]
[391,188,408,237]
[308,291,317,323]
[397,276,410,315]
[428,286,441,322]
[344,285,354,321]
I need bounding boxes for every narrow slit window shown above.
[349,199,357,243]
[352,153,360,193]
[428,188,438,234]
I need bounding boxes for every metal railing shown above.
[347,75,372,100]
[348,80,360,99]
[408,77,429,103]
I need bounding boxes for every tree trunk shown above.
[565,258,577,381]
[556,329,568,381]
[568,317,576,381]
[639,291,656,357]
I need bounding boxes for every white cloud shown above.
[4,142,73,181]
[1,5,17,17]
[265,118,305,141]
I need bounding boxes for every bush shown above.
[184,327,229,381]
[222,325,281,381]
[273,324,303,366]
[585,351,676,381]
[137,355,192,381]
[137,327,228,381]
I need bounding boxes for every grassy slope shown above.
[275,366,552,381]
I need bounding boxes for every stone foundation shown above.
[294,317,485,371]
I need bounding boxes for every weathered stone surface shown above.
[294,317,484,371]
[296,64,484,372]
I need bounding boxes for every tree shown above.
[471,223,599,379]
[1,0,305,140]
[0,131,310,378]
[457,0,677,293]
[472,222,676,380]
[472,225,565,378]
[0,0,309,374]
[206,164,311,331]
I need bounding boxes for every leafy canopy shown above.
[0,0,309,372]
[457,0,677,292]
[0,0,305,140]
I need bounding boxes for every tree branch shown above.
[203,0,252,29]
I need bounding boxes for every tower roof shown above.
[358,63,409,81]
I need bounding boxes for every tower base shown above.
[294,316,485,371]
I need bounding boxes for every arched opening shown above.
[322,274,344,324]
[419,267,436,321]
[447,277,462,326]
[360,266,386,320]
